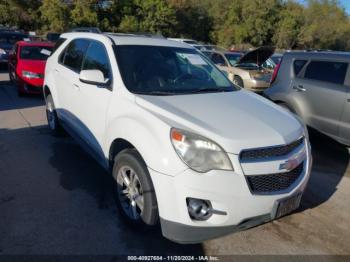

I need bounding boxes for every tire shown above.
[45,94,63,135]
[233,76,244,88]
[9,69,14,83]
[113,149,159,226]
[17,88,25,97]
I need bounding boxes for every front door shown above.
[72,40,113,165]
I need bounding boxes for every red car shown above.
[8,41,54,96]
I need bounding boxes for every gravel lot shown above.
[0,71,349,255]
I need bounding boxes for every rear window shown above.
[51,38,66,55]
[304,60,348,85]
[293,60,307,76]
[20,46,53,60]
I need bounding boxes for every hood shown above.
[237,46,275,66]
[135,90,303,154]
[18,59,47,74]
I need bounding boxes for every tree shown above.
[134,0,178,36]
[0,0,41,31]
[70,0,99,28]
[273,1,305,49]
[168,0,213,42]
[212,0,282,47]
[40,0,70,32]
[299,0,350,50]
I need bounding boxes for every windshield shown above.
[114,45,237,95]
[20,46,53,60]
[225,53,242,66]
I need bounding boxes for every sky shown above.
[298,0,350,14]
[338,0,350,13]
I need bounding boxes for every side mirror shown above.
[79,69,109,86]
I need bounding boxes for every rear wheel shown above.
[113,149,158,226]
[233,76,244,88]
[45,94,63,135]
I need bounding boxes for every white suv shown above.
[44,32,312,244]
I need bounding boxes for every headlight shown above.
[22,71,42,79]
[170,128,233,173]
[0,48,6,55]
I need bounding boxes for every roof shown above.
[203,50,243,55]
[284,50,350,60]
[60,32,195,49]
[17,41,54,47]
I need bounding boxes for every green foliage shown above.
[70,0,99,28]
[273,1,305,49]
[40,0,70,32]
[1,0,350,50]
[299,0,350,50]
[0,0,41,31]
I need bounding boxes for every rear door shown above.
[292,60,348,137]
[54,38,90,129]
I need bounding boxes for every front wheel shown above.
[45,94,63,135]
[233,76,244,88]
[113,149,159,226]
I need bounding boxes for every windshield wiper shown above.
[134,91,178,96]
[185,87,233,94]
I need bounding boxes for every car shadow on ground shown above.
[48,138,203,255]
[0,64,8,73]
[0,79,44,111]
[299,128,349,211]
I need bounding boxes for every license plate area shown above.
[274,193,302,219]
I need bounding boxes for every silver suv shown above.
[264,51,350,146]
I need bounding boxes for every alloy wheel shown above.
[116,166,144,221]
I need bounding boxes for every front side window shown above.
[61,39,90,72]
[82,41,111,79]
[20,46,53,60]
[114,45,236,95]
[304,60,348,85]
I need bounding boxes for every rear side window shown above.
[51,37,66,55]
[211,53,226,66]
[304,60,348,85]
[82,41,111,79]
[293,60,307,76]
[61,39,90,72]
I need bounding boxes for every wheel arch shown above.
[104,116,186,176]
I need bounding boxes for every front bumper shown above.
[150,139,312,243]
[18,77,43,94]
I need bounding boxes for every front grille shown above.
[246,162,304,194]
[240,137,304,161]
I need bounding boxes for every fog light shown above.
[187,198,212,221]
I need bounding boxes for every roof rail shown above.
[105,32,165,39]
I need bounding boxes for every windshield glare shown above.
[114,45,236,95]
[20,46,53,60]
